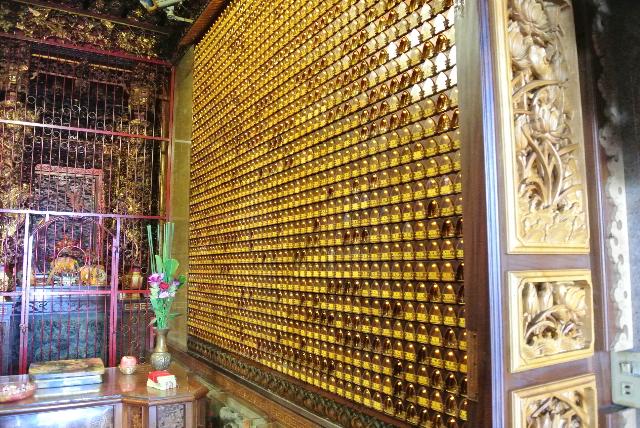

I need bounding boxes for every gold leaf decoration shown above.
[0,1,165,59]
[505,0,589,252]
[509,271,594,372]
[512,375,597,428]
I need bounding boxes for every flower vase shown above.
[150,328,171,370]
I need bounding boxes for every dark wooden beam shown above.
[178,0,228,48]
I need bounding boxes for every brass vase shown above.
[150,328,171,370]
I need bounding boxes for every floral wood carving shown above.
[512,375,597,428]
[506,0,590,252]
[0,1,167,59]
[509,271,594,372]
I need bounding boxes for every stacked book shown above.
[28,358,105,389]
[146,370,177,390]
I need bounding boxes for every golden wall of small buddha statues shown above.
[189,0,466,425]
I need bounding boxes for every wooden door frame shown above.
[457,1,620,426]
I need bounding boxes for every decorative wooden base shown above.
[186,336,402,428]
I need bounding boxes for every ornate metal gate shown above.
[0,35,172,374]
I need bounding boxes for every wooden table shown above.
[0,363,208,428]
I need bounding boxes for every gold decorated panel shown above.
[0,1,168,59]
[189,0,467,426]
[508,270,594,372]
[511,375,597,428]
[501,0,590,253]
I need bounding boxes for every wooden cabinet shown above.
[0,364,207,428]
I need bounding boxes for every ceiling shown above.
[30,0,210,27]
[0,0,229,61]
[13,0,225,54]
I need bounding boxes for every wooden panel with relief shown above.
[511,375,597,428]
[189,0,468,426]
[508,270,594,372]
[455,0,609,425]
[502,0,591,254]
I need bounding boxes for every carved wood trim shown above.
[590,0,634,351]
[185,338,400,428]
[0,0,169,59]
[511,374,597,428]
[171,342,330,428]
[501,0,591,253]
[508,270,594,372]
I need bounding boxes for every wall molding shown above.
[591,0,634,351]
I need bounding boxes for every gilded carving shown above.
[504,0,590,252]
[509,271,594,372]
[0,1,166,59]
[512,375,597,428]
[0,41,31,273]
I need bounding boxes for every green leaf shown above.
[147,225,156,273]
[155,255,164,273]
[164,259,179,278]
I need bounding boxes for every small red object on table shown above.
[147,370,176,390]
[148,371,171,383]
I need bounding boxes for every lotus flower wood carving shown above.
[525,391,589,428]
[507,0,589,249]
[509,271,593,372]
[522,280,588,359]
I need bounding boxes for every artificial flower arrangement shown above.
[146,223,186,330]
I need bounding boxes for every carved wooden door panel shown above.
[457,0,612,426]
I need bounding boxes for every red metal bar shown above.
[27,290,111,296]
[165,67,176,219]
[18,214,31,374]
[118,289,151,295]
[0,119,170,142]
[0,209,163,220]
[108,218,121,367]
[0,293,21,298]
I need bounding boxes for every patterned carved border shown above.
[511,374,597,428]
[187,337,398,428]
[501,0,590,253]
[0,1,168,59]
[508,270,594,372]
[590,0,634,351]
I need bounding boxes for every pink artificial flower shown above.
[172,279,181,287]
[148,273,164,285]
[159,282,170,291]
[158,291,170,298]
